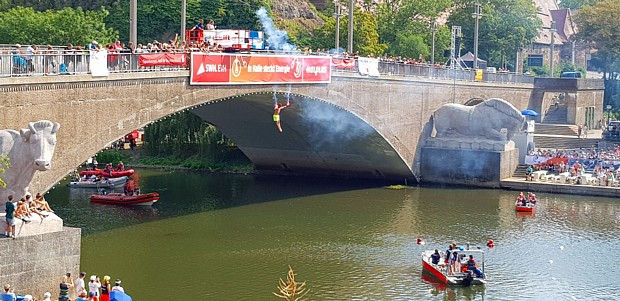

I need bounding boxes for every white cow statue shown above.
[0,120,60,211]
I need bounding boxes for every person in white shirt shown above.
[110,279,124,293]
[88,275,101,297]
[206,19,216,30]
[75,272,86,297]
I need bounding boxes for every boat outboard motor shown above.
[462,271,474,287]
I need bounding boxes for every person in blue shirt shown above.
[0,284,16,301]
[430,249,441,265]
[192,19,204,30]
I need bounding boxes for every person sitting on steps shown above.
[525,165,535,181]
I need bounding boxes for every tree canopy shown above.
[0,6,117,45]
[377,0,451,60]
[575,0,620,75]
[558,0,600,9]
[447,0,540,69]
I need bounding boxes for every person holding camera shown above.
[0,284,16,301]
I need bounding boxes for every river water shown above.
[46,168,620,300]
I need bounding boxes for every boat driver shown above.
[430,250,441,265]
[466,255,484,277]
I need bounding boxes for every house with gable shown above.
[519,0,590,74]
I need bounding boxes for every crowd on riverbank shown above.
[1,271,129,301]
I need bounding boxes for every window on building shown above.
[527,55,544,67]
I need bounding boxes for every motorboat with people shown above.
[422,244,487,286]
[90,191,159,206]
[67,176,129,188]
[79,168,135,178]
[515,192,537,212]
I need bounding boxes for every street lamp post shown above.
[129,0,137,46]
[334,2,343,54]
[181,0,187,43]
[549,21,557,77]
[431,22,437,65]
[347,0,354,53]
[472,3,482,69]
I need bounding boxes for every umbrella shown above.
[521,109,539,117]
[110,292,132,301]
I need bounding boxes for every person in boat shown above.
[517,192,527,206]
[124,182,131,196]
[430,249,441,265]
[529,193,537,205]
[466,255,484,277]
[117,161,124,171]
[449,243,461,271]
[104,163,112,175]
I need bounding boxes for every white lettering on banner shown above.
[204,64,226,72]
[305,66,327,75]
[246,64,291,73]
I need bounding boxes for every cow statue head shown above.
[19,121,60,171]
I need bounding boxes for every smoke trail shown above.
[285,85,292,105]
[272,85,278,108]
[299,100,373,148]
[256,7,297,51]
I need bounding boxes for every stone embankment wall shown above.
[0,227,81,298]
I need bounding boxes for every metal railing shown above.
[0,52,535,85]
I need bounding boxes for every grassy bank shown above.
[95,148,255,174]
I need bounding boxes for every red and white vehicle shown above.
[185,29,265,51]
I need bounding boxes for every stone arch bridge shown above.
[0,71,602,192]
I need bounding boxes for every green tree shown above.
[575,0,620,76]
[105,0,268,44]
[575,0,620,107]
[376,0,451,59]
[558,0,600,9]
[0,6,117,45]
[306,8,386,56]
[0,155,9,188]
[447,0,540,69]
[0,0,118,11]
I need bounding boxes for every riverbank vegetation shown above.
[96,111,253,173]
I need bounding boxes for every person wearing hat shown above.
[100,276,111,301]
[42,292,52,301]
[110,279,124,293]
[88,275,101,298]
[22,295,33,301]
[0,284,16,301]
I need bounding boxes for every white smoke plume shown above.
[256,7,297,51]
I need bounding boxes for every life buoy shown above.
[487,239,495,248]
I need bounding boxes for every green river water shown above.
[46,168,620,300]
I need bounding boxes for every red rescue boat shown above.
[515,201,536,212]
[90,192,159,206]
[80,169,135,178]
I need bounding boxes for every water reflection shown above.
[423,274,486,301]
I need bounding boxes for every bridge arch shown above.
[187,91,414,179]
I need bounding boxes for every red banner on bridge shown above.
[190,53,331,85]
[138,53,187,67]
[332,58,356,69]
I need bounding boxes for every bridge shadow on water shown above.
[46,168,397,235]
